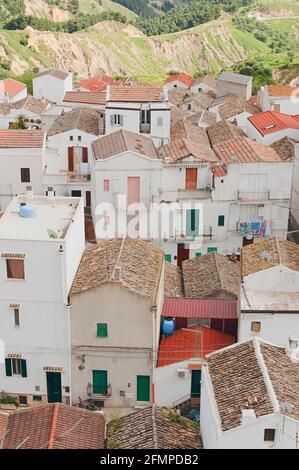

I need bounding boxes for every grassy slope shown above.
[247,0,299,16]
[78,0,137,20]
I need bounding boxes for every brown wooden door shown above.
[127,177,140,205]
[86,191,91,207]
[177,243,189,267]
[68,147,74,171]
[82,147,88,163]
[185,168,197,190]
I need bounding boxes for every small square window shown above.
[70,136,73,141]
[251,321,261,333]
[264,429,275,442]
[6,259,25,280]
[207,247,217,253]
[78,136,82,142]
[97,323,108,337]
[218,215,225,226]
[195,252,201,257]
[18,395,27,405]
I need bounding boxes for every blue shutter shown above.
[5,358,12,376]
[21,359,27,378]
[186,209,199,236]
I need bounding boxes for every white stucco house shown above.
[164,73,195,91]
[0,130,46,210]
[200,337,299,449]
[0,193,85,407]
[291,143,299,237]
[105,85,170,147]
[239,237,299,347]
[0,79,27,103]
[246,111,299,145]
[69,237,164,408]
[62,91,106,112]
[190,75,217,95]
[0,96,52,130]
[44,108,102,209]
[33,69,73,104]
[259,85,299,115]
[217,72,252,100]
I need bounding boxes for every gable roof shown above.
[0,403,105,449]
[170,119,210,146]
[218,71,252,85]
[207,120,245,146]
[35,69,70,81]
[48,108,101,136]
[267,85,299,97]
[158,324,235,367]
[160,137,218,163]
[70,238,164,301]
[106,406,201,449]
[164,262,184,298]
[192,75,217,90]
[168,88,190,106]
[92,129,158,160]
[182,253,240,299]
[0,95,51,116]
[108,85,165,103]
[213,136,282,164]
[207,338,299,432]
[165,73,195,88]
[0,78,26,98]
[0,130,45,148]
[248,111,299,136]
[241,236,299,277]
[271,136,297,161]
[63,91,106,106]
[218,95,260,120]
[79,75,118,92]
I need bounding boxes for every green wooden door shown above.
[137,375,150,402]
[191,369,201,398]
[186,209,199,237]
[46,372,62,403]
[93,370,107,395]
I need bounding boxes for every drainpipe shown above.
[151,304,157,405]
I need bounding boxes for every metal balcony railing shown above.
[67,172,91,182]
[237,190,270,201]
[87,383,112,399]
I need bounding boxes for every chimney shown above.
[47,186,55,200]
[241,409,257,426]
[26,185,33,199]
[287,338,299,363]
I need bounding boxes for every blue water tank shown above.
[162,318,174,336]
[19,203,37,218]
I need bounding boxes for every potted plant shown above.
[0,391,19,410]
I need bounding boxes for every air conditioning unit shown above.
[177,369,188,378]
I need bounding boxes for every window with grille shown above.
[264,429,275,442]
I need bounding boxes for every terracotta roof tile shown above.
[0,95,51,116]
[63,91,105,105]
[248,111,299,136]
[168,88,189,106]
[182,253,240,299]
[170,119,210,146]
[218,95,260,120]
[48,108,101,136]
[106,406,202,449]
[0,78,26,98]
[164,262,184,298]
[158,325,235,367]
[93,129,158,160]
[70,238,164,301]
[207,120,245,146]
[267,85,299,97]
[108,85,165,102]
[0,130,45,148]
[241,236,299,277]
[165,73,195,88]
[271,136,297,161]
[161,137,218,163]
[213,136,282,163]
[79,75,120,92]
[192,75,217,90]
[0,403,105,449]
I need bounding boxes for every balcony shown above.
[67,171,91,183]
[237,190,270,202]
[140,123,150,134]
[87,382,112,400]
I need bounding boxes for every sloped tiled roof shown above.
[207,338,299,432]
[248,111,299,136]
[0,78,26,98]
[182,253,240,300]
[0,95,50,116]
[213,136,282,163]
[158,325,235,367]
[207,120,245,146]
[106,406,201,449]
[108,85,165,102]
[218,71,252,85]
[0,403,105,449]
[192,75,217,90]
[168,88,190,106]
[79,75,118,92]
[164,262,184,298]
[183,92,215,110]
[170,119,210,146]
[271,136,297,161]
[48,108,101,136]
[241,236,299,277]
[63,91,106,105]
[70,238,164,301]
[267,85,299,97]
[161,137,218,163]
[0,130,45,148]
[92,129,158,160]
[35,69,70,80]
[165,72,195,88]
[219,95,260,120]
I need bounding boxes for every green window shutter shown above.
[207,247,217,253]
[186,209,199,236]
[93,370,108,395]
[195,252,201,257]
[97,323,107,337]
[164,254,172,262]
[218,215,225,226]
[137,375,150,402]
[5,358,12,377]
[21,359,27,378]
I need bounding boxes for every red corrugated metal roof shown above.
[157,325,235,367]
[162,298,239,318]
[248,111,299,136]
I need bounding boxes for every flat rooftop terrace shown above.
[0,195,81,241]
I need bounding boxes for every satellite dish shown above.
[47,229,58,239]
[280,402,294,413]
[260,250,272,261]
